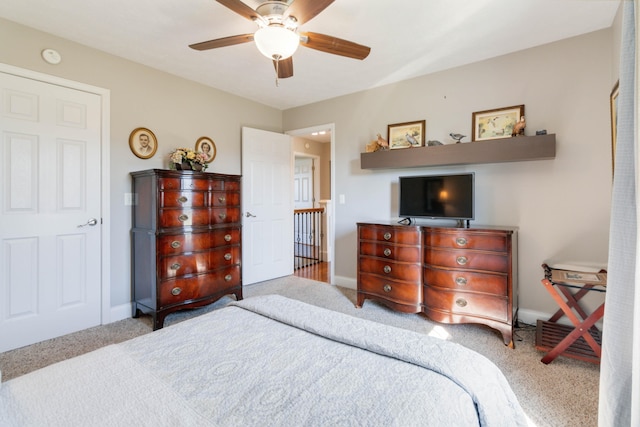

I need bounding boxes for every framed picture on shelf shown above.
[472,105,524,141]
[129,127,157,159]
[387,120,425,149]
[195,136,216,163]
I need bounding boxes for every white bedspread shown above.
[0,295,526,426]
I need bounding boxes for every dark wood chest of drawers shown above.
[356,223,423,313]
[131,169,242,329]
[422,227,516,346]
[357,222,517,347]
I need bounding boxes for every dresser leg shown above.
[500,329,514,348]
[132,303,140,318]
[356,292,364,308]
[152,313,166,331]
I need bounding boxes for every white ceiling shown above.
[0,0,620,111]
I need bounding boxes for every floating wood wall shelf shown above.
[360,134,556,170]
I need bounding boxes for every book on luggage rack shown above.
[551,269,607,287]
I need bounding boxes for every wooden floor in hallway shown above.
[294,262,330,284]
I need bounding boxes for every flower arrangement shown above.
[168,147,208,171]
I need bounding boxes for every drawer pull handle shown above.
[171,287,182,296]
[178,196,188,204]
[218,196,226,203]
[178,214,189,222]
[383,232,392,241]
[224,274,233,282]
[383,248,392,257]
[455,298,468,308]
[224,234,232,242]
[456,237,468,246]
[219,213,227,220]
[170,241,181,249]
[383,265,391,274]
[455,276,467,286]
[456,256,468,265]
[383,284,392,293]
[224,253,232,261]
[170,263,181,270]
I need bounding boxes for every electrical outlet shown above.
[339,194,346,204]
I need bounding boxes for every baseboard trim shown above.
[518,308,551,326]
[108,303,133,324]
[518,308,602,329]
[333,275,356,290]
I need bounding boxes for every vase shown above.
[192,163,203,172]
[174,161,191,170]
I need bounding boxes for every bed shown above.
[0,295,526,426]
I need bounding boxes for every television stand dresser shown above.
[356,222,518,347]
[131,169,243,330]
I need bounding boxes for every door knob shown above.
[245,212,256,218]
[77,218,98,228]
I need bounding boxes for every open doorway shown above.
[287,125,334,284]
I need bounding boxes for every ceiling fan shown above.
[189,0,371,83]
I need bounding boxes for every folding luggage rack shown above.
[535,263,607,364]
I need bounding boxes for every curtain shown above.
[598,1,639,425]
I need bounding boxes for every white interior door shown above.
[294,157,314,209]
[0,72,102,352]
[242,127,293,285]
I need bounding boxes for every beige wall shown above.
[284,28,615,317]
[0,18,283,310]
[1,15,621,320]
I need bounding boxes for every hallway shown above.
[294,262,330,284]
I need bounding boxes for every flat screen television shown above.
[399,173,474,222]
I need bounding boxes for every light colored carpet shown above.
[0,276,599,427]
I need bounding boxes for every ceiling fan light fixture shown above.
[254,25,300,60]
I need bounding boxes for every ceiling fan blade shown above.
[273,57,294,79]
[285,0,335,25]
[215,0,260,21]
[189,34,254,51]
[300,32,371,60]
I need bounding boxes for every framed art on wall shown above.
[129,127,157,159]
[610,80,619,173]
[387,120,425,149]
[472,105,524,141]
[195,136,216,163]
